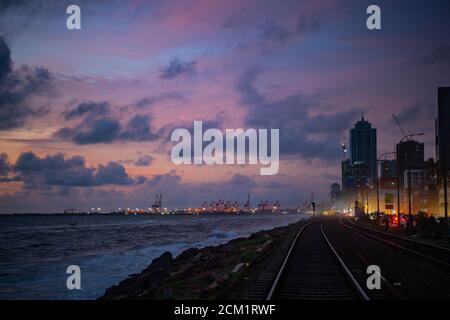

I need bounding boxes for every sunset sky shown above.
[0,0,449,213]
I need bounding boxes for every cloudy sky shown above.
[0,0,449,213]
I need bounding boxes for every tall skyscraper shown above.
[396,140,425,188]
[437,87,450,169]
[436,87,450,217]
[350,116,377,183]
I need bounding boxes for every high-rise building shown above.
[396,140,425,188]
[437,87,450,169]
[341,159,372,210]
[436,87,450,216]
[342,159,369,191]
[330,183,341,202]
[380,159,397,179]
[350,116,377,183]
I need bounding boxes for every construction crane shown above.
[392,114,406,137]
[392,113,424,142]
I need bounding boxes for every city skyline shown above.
[335,86,449,217]
[0,0,450,212]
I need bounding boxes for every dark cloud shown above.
[146,170,182,187]
[0,36,53,130]
[259,13,321,50]
[134,155,154,167]
[160,58,197,79]
[236,70,357,161]
[56,101,120,144]
[119,114,158,141]
[0,153,11,176]
[134,92,186,108]
[63,101,110,120]
[94,162,135,185]
[55,118,122,144]
[14,151,95,188]
[55,101,159,144]
[12,151,144,188]
[0,37,12,80]
[418,44,450,65]
[229,173,256,187]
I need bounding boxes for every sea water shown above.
[0,213,306,299]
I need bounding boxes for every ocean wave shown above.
[208,230,239,240]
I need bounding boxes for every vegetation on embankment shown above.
[100,219,305,300]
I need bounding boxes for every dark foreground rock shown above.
[100,219,305,300]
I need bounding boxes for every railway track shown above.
[341,218,450,271]
[266,219,369,300]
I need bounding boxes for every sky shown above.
[0,0,449,213]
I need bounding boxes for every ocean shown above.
[0,213,306,300]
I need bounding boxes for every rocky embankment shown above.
[100,219,305,300]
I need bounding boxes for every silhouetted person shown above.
[406,214,414,235]
[375,213,381,226]
[429,214,436,225]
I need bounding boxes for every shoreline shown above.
[0,211,302,216]
[1,213,306,300]
[100,218,308,299]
